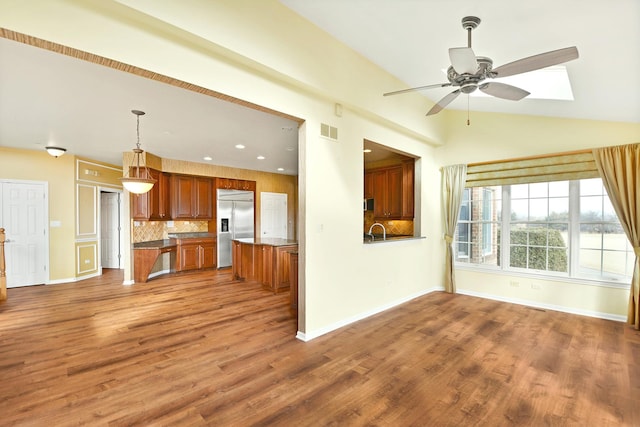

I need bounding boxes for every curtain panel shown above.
[593,143,640,329]
[441,164,467,293]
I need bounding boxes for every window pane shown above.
[580,178,603,196]
[602,229,628,251]
[511,199,528,221]
[580,196,603,221]
[529,182,548,198]
[579,248,602,277]
[511,184,528,199]
[603,250,629,278]
[549,181,569,197]
[548,197,569,221]
[603,198,617,222]
[529,198,548,221]
[548,248,569,272]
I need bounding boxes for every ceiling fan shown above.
[383,16,579,116]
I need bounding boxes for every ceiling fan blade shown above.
[449,47,478,74]
[479,82,530,101]
[492,46,579,78]
[426,89,461,116]
[383,83,451,97]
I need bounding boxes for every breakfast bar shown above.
[232,237,298,293]
[132,239,177,283]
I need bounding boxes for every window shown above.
[455,178,633,283]
[455,186,501,266]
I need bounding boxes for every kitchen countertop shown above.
[133,239,177,249]
[234,237,298,247]
[363,234,426,244]
[167,232,216,239]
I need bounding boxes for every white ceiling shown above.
[1,1,638,174]
[0,37,300,174]
[281,0,640,123]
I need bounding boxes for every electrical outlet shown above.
[509,281,519,287]
[531,283,541,290]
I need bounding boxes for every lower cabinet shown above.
[176,238,216,271]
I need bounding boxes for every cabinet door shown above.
[364,171,374,199]
[402,160,415,219]
[171,175,195,219]
[178,244,200,271]
[156,172,171,219]
[131,191,150,220]
[386,166,403,218]
[194,177,213,219]
[372,170,388,218]
[200,241,216,268]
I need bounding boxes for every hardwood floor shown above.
[1,269,638,426]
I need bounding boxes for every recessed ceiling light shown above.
[235,144,245,149]
[281,127,294,131]
[257,155,265,160]
[363,149,372,153]
[277,167,284,171]
[286,147,295,151]
[203,156,212,161]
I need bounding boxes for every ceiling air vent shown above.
[320,123,338,141]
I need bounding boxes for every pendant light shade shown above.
[121,110,156,194]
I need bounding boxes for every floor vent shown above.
[320,123,338,141]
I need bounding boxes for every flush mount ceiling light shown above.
[235,144,245,149]
[45,146,66,158]
[120,110,156,194]
[257,155,265,160]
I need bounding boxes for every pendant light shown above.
[120,110,156,194]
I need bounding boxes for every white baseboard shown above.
[46,270,101,285]
[457,288,627,323]
[298,286,444,342]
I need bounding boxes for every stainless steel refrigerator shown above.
[217,189,254,268]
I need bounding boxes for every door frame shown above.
[0,179,50,286]
[98,187,124,270]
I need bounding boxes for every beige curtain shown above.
[441,164,467,293]
[593,143,640,329]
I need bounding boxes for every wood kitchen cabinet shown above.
[175,238,216,271]
[131,169,171,220]
[216,178,256,192]
[367,159,414,220]
[171,174,213,219]
[372,165,403,219]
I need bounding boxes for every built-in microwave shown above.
[363,198,374,211]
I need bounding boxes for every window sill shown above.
[454,263,631,290]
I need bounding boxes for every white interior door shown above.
[260,192,287,239]
[1,181,48,287]
[100,191,121,269]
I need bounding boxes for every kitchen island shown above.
[232,237,298,294]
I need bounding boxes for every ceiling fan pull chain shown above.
[467,95,470,126]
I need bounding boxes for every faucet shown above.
[368,222,386,240]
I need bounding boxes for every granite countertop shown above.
[363,235,426,244]
[167,232,216,239]
[234,237,298,247]
[133,239,177,249]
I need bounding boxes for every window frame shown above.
[454,179,632,288]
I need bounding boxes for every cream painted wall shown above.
[0,0,446,338]
[0,147,76,280]
[436,110,640,320]
[3,1,637,335]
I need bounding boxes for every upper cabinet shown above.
[131,169,171,220]
[216,178,256,192]
[366,159,414,220]
[170,174,213,220]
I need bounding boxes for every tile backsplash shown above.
[364,211,414,235]
[132,220,209,243]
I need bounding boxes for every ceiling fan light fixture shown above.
[45,146,66,158]
[121,110,156,194]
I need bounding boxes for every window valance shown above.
[464,149,599,187]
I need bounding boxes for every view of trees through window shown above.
[455,178,634,283]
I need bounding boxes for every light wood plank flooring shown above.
[0,269,638,426]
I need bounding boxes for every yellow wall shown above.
[436,111,640,320]
[2,1,638,336]
[0,147,76,280]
